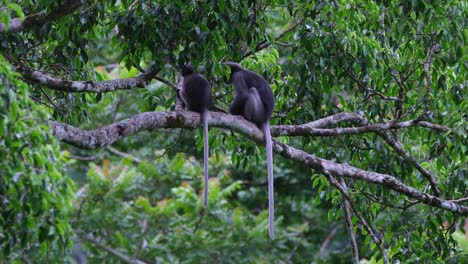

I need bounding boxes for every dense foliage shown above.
[0,55,73,259]
[0,0,467,263]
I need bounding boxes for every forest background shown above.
[0,0,467,263]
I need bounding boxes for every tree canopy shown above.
[0,0,467,263]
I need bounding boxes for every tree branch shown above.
[272,113,448,137]
[376,130,441,196]
[107,146,141,164]
[324,171,389,263]
[275,112,442,196]
[423,44,436,113]
[49,111,468,215]
[14,62,158,93]
[69,149,105,161]
[82,235,147,264]
[339,177,360,264]
[319,226,340,257]
[243,17,305,58]
[0,0,82,34]
[154,75,178,90]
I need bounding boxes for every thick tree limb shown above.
[49,111,446,149]
[0,0,82,34]
[49,111,468,215]
[14,61,179,95]
[14,62,157,93]
[51,110,444,195]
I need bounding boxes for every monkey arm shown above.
[176,89,187,109]
[229,93,247,115]
[244,87,267,124]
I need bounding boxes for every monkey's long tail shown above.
[263,122,274,240]
[202,110,209,208]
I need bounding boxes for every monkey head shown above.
[182,64,194,76]
[224,61,243,72]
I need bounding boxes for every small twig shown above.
[132,219,149,260]
[343,66,399,102]
[322,170,389,264]
[377,130,441,196]
[193,208,206,234]
[392,69,405,120]
[286,231,304,262]
[319,226,340,257]
[274,41,293,47]
[155,75,178,90]
[111,95,123,123]
[362,192,420,210]
[69,149,105,161]
[450,197,468,203]
[243,17,305,58]
[39,87,57,107]
[379,7,388,49]
[30,95,66,113]
[75,195,87,221]
[418,121,449,131]
[423,43,436,114]
[273,116,448,137]
[107,146,141,163]
[128,0,140,10]
[339,177,360,263]
[82,235,148,264]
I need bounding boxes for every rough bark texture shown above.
[14,63,157,93]
[0,1,82,34]
[49,110,468,216]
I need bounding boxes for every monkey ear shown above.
[182,64,194,76]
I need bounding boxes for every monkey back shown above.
[181,73,213,113]
[231,69,274,122]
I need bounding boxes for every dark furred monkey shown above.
[224,61,275,239]
[179,64,213,208]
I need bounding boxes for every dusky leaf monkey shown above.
[224,61,275,239]
[178,64,213,208]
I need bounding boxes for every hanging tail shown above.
[263,122,274,239]
[202,110,209,208]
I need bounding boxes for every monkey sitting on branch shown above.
[177,64,213,208]
[224,61,276,239]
